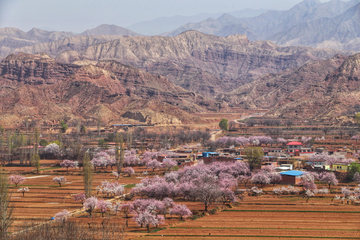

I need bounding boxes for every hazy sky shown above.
[0,0,333,33]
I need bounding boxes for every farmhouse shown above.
[306,160,331,171]
[280,170,307,185]
[201,152,239,164]
[263,148,282,155]
[332,163,349,172]
[286,141,314,156]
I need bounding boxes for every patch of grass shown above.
[149,227,166,233]
[39,167,62,171]
[209,209,216,214]
[125,183,136,189]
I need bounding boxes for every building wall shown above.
[203,157,237,164]
[280,175,302,185]
[332,164,349,172]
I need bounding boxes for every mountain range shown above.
[0,25,141,60]
[0,52,225,127]
[9,31,349,98]
[218,52,360,122]
[0,0,359,126]
[166,0,360,51]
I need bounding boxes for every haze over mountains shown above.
[166,0,360,51]
[127,9,269,36]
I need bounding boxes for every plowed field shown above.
[142,195,360,239]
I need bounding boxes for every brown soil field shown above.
[5,160,360,239]
[141,194,360,240]
[7,173,144,233]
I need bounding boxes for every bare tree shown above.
[9,221,124,240]
[34,128,40,155]
[116,133,124,176]
[83,153,93,198]
[126,132,132,150]
[0,167,12,238]
[338,127,346,139]
[97,115,101,137]
[285,119,293,127]
[7,134,11,165]
[31,154,41,174]
[58,130,63,150]
[322,127,331,136]
[25,118,29,134]
[348,128,358,138]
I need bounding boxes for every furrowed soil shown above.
[142,194,360,240]
[7,163,360,239]
[7,171,143,233]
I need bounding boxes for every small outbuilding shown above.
[280,170,306,185]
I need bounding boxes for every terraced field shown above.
[143,195,360,239]
[7,171,142,233]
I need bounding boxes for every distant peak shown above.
[302,0,321,8]
[217,13,238,22]
[176,30,209,37]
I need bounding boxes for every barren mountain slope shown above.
[217,54,348,109]
[0,53,224,126]
[0,24,141,60]
[267,53,360,120]
[10,35,124,61]
[79,31,347,97]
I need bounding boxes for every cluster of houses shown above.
[155,141,356,185]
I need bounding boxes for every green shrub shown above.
[39,139,48,147]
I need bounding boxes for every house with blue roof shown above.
[280,170,307,185]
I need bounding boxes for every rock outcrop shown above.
[122,109,182,125]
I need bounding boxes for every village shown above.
[1,114,360,239]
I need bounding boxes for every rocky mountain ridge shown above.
[219,52,360,121]
[0,25,141,60]
[14,31,350,97]
[78,31,352,97]
[0,53,224,127]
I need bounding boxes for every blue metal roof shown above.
[234,158,243,160]
[280,170,305,176]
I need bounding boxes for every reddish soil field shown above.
[7,173,143,233]
[141,194,360,240]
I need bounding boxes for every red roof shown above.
[286,141,303,146]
